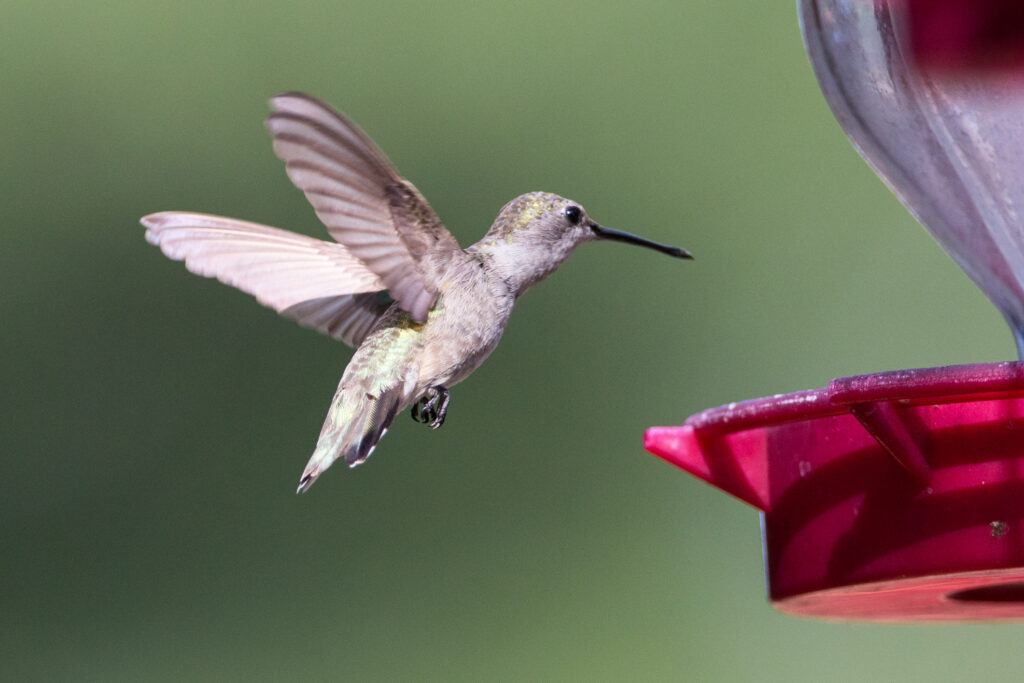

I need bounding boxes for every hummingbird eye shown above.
[563,205,582,225]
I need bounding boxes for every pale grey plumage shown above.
[266,92,459,323]
[143,92,691,493]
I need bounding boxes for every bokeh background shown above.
[2,1,1021,680]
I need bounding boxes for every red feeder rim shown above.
[645,361,1024,621]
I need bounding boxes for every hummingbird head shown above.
[474,192,692,295]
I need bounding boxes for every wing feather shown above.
[266,92,460,322]
[282,292,394,347]
[143,212,391,346]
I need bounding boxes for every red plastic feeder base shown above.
[645,362,1024,622]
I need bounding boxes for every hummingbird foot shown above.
[411,385,450,430]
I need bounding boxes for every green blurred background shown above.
[2,1,1021,680]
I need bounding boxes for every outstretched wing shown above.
[142,212,391,347]
[281,292,394,348]
[266,92,460,323]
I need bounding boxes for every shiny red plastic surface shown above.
[645,362,1024,621]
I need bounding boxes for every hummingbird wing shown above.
[142,212,392,346]
[266,92,461,323]
[280,292,394,348]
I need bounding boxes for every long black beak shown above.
[590,223,693,260]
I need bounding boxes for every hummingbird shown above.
[143,92,692,493]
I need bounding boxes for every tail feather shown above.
[351,391,401,466]
[296,385,405,493]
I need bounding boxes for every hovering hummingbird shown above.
[143,92,692,493]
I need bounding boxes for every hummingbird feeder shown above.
[645,0,1024,621]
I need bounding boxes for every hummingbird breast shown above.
[339,251,514,411]
[413,251,516,393]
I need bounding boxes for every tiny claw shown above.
[411,385,451,430]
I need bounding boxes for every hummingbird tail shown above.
[297,384,405,493]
